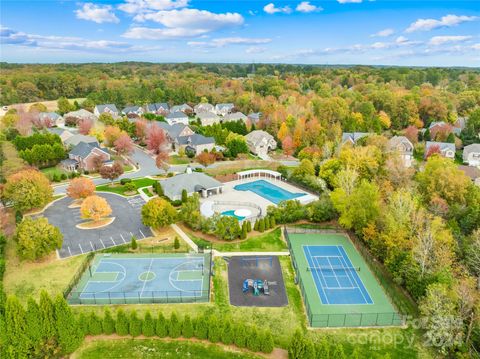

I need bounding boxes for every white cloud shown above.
[75,3,119,24]
[429,35,472,46]
[246,46,267,54]
[337,0,362,3]
[406,14,478,33]
[123,8,244,39]
[118,0,189,14]
[472,43,480,51]
[263,3,292,14]
[296,2,322,13]
[187,37,271,48]
[371,28,394,37]
[0,26,147,53]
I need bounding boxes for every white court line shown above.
[139,229,145,238]
[306,246,329,305]
[336,246,370,304]
[78,243,84,254]
[100,239,106,249]
[327,257,342,288]
[120,234,126,243]
[140,257,155,299]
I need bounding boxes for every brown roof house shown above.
[387,136,414,167]
[62,141,110,172]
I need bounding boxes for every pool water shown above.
[234,180,304,204]
[221,210,245,221]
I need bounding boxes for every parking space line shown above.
[110,237,115,245]
[120,233,126,243]
[139,229,145,238]
[100,239,106,249]
[79,244,84,254]
[90,242,95,251]
[130,231,133,238]
[68,246,72,256]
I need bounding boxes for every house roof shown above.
[61,158,78,166]
[428,121,447,129]
[458,165,480,180]
[194,103,214,113]
[223,112,247,121]
[69,141,107,159]
[39,112,61,120]
[197,112,219,120]
[463,143,480,161]
[64,109,96,119]
[95,104,118,113]
[166,111,188,119]
[341,132,371,144]
[160,169,223,199]
[46,127,71,136]
[64,134,99,147]
[425,141,455,154]
[387,136,413,151]
[177,134,215,146]
[170,104,192,113]
[146,103,169,112]
[215,103,234,110]
[156,122,189,139]
[122,105,142,114]
[248,112,261,120]
[245,130,275,147]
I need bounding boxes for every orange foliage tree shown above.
[80,195,112,221]
[196,152,216,167]
[66,177,95,200]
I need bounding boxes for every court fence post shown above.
[108,292,111,305]
[123,292,126,304]
[375,313,379,326]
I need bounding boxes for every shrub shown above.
[181,314,194,338]
[77,312,90,336]
[155,313,168,337]
[124,182,136,192]
[194,315,208,340]
[173,237,180,250]
[171,199,183,207]
[254,220,259,231]
[265,216,271,230]
[102,308,115,335]
[181,189,188,203]
[129,311,142,337]
[241,222,247,239]
[142,311,155,337]
[207,315,220,343]
[258,218,265,232]
[246,326,260,352]
[168,312,181,338]
[221,321,233,345]
[115,309,129,336]
[131,236,138,250]
[270,216,276,228]
[120,178,132,185]
[246,220,252,232]
[88,312,103,335]
[60,173,67,181]
[262,330,274,353]
[234,323,247,348]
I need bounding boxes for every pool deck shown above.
[199,178,318,217]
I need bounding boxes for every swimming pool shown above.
[221,210,246,221]
[234,180,305,204]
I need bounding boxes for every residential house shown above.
[170,104,193,114]
[463,144,480,167]
[429,121,456,139]
[197,112,220,126]
[122,105,144,117]
[222,112,248,123]
[245,130,277,159]
[458,165,480,186]
[63,109,97,126]
[64,134,99,147]
[248,112,261,124]
[215,103,235,116]
[156,123,214,154]
[62,141,110,172]
[194,103,214,114]
[454,117,467,132]
[387,136,414,167]
[46,127,74,143]
[341,132,371,145]
[166,111,189,126]
[159,166,224,201]
[94,104,119,118]
[39,112,64,127]
[425,141,455,159]
[145,103,170,115]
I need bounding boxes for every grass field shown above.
[287,232,399,327]
[96,178,157,196]
[73,339,263,359]
[169,155,191,165]
[41,166,69,180]
[187,228,289,252]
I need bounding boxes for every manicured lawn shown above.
[73,339,262,359]
[140,187,155,197]
[169,155,191,165]
[186,227,288,252]
[41,166,69,180]
[96,177,157,196]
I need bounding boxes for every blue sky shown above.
[1,0,479,66]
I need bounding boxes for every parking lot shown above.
[37,193,152,259]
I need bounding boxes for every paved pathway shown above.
[171,223,199,252]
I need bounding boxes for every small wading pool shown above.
[221,209,252,221]
[234,179,305,204]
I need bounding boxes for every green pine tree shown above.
[181,314,194,338]
[332,343,346,359]
[155,313,168,337]
[221,321,233,345]
[168,312,181,338]
[207,315,220,343]
[258,219,265,232]
[39,291,56,341]
[351,348,361,359]
[270,217,276,228]
[115,309,129,336]
[254,220,259,231]
[303,338,316,359]
[265,216,271,229]
[129,310,142,337]
[131,236,138,250]
[246,220,252,232]
[25,297,43,353]
[262,330,274,353]
[233,323,247,348]
[241,222,248,239]
[142,311,155,337]
[194,315,208,340]
[174,237,180,250]
[181,189,188,203]
[54,295,83,354]
[88,312,103,335]
[77,312,90,336]
[288,330,306,359]
[4,296,31,358]
[315,338,330,359]
[102,308,115,335]
[246,326,259,352]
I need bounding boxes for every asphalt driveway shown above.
[38,192,152,259]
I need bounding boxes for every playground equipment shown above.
[243,279,270,296]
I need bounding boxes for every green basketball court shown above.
[285,229,402,327]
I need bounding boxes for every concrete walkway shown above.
[171,223,199,252]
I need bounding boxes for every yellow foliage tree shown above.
[80,195,112,222]
[277,122,289,142]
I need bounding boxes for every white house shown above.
[122,105,144,117]
[387,136,414,167]
[194,103,215,114]
[145,103,169,115]
[245,130,277,159]
[46,127,74,143]
[166,111,189,126]
[222,112,248,123]
[463,144,480,167]
[197,112,220,126]
[341,132,372,145]
[215,103,234,116]
[64,109,97,124]
[425,141,455,159]
[170,104,193,114]
[94,104,119,118]
[39,112,64,127]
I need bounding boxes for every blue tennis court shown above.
[68,253,210,304]
[303,245,373,305]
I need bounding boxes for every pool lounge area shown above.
[234,179,304,205]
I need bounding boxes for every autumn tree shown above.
[2,169,53,213]
[57,97,73,115]
[66,177,95,201]
[114,133,134,156]
[146,124,169,155]
[404,125,419,144]
[425,144,441,159]
[78,118,93,135]
[98,113,115,125]
[16,217,63,260]
[99,162,124,183]
[141,198,177,228]
[282,135,294,156]
[196,152,216,167]
[277,122,289,142]
[135,119,148,143]
[80,195,112,222]
[104,126,123,147]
